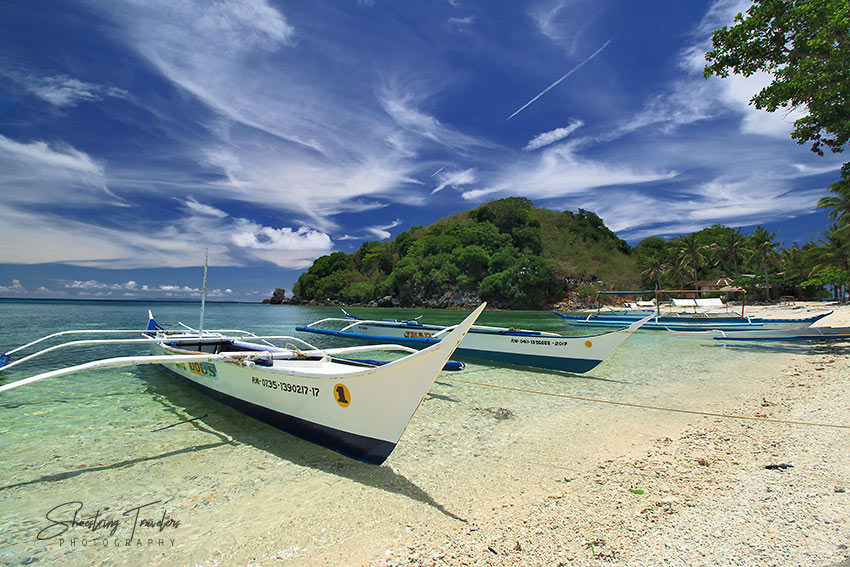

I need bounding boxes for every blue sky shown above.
[0,0,844,302]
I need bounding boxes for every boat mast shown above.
[199,248,208,336]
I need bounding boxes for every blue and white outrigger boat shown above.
[0,304,485,465]
[551,310,831,332]
[671,325,850,342]
[296,311,651,373]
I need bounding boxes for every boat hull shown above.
[155,359,395,463]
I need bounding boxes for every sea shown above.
[0,299,803,566]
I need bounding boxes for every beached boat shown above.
[671,326,850,341]
[551,310,830,332]
[0,303,485,465]
[295,312,652,373]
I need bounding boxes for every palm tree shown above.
[818,182,850,226]
[676,234,707,293]
[748,226,781,301]
[714,228,749,277]
[640,253,667,290]
[812,224,850,301]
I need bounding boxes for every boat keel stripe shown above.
[454,348,600,373]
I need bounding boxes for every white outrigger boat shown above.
[669,325,850,342]
[296,311,652,373]
[0,303,485,465]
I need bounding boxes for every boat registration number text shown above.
[252,377,320,397]
[509,338,571,346]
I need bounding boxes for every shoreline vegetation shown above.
[266,197,849,309]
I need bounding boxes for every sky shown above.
[0,0,845,302]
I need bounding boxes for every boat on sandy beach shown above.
[0,303,485,465]
[296,311,652,373]
[551,310,830,331]
[672,325,850,341]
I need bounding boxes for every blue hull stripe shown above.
[453,347,600,373]
[160,366,395,465]
[295,327,600,373]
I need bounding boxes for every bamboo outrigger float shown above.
[0,303,486,465]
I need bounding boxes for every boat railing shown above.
[299,317,563,338]
[0,331,343,375]
[2,327,268,360]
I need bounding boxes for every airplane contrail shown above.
[505,38,613,122]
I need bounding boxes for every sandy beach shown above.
[363,301,850,567]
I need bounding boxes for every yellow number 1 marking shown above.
[334,384,351,408]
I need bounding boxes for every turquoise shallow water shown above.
[0,300,803,566]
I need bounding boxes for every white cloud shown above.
[463,143,677,201]
[433,168,477,194]
[201,146,407,231]
[448,16,474,27]
[184,197,228,218]
[0,135,120,205]
[366,219,403,240]
[0,279,26,295]
[24,74,128,107]
[232,225,332,251]
[58,279,233,298]
[85,0,496,235]
[574,172,826,242]
[524,120,583,151]
[66,280,139,291]
[380,91,494,152]
[0,197,334,270]
[529,0,589,55]
[623,0,805,142]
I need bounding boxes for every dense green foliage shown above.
[292,198,637,308]
[634,222,850,301]
[704,0,850,201]
[290,194,850,308]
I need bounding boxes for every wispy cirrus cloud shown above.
[433,168,477,194]
[524,120,584,150]
[617,0,801,142]
[25,74,128,107]
[380,90,495,152]
[570,170,826,241]
[87,0,466,234]
[0,134,120,205]
[366,219,403,240]
[463,143,677,201]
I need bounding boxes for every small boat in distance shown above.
[551,310,831,332]
[296,311,652,373]
[0,304,486,465]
